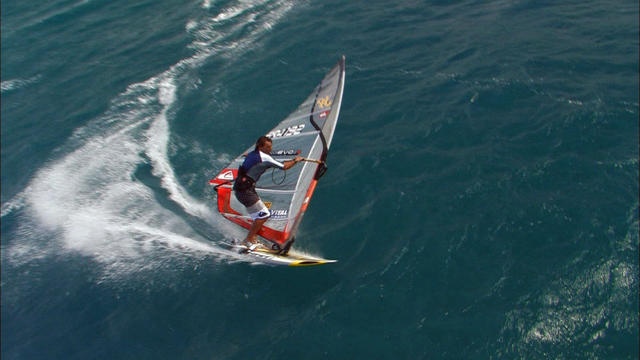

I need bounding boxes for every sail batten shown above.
[210,56,346,251]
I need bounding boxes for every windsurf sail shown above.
[209,56,345,253]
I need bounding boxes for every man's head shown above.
[255,135,273,153]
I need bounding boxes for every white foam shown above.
[1,195,25,217]
[201,0,212,10]
[188,0,296,59]
[0,75,42,93]
[144,78,212,219]
[212,6,246,23]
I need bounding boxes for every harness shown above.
[233,166,255,192]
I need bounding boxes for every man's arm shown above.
[283,156,303,170]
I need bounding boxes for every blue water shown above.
[2,1,638,359]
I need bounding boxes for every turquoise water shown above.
[2,1,638,359]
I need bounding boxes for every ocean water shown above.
[1,0,638,359]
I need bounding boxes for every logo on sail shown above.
[262,201,287,218]
[218,170,235,180]
[271,149,301,156]
[267,124,305,138]
[316,96,332,108]
[270,209,288,219]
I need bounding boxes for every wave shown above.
[498,205,638,357]
[2,0,297,276]
[0,75,42,94]
[3,0,94,36]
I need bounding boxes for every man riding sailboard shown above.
[209,56,345,263]
[234,136,303,251]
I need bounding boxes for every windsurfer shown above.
[234,135,302,250]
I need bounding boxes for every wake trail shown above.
[2,0,297,276]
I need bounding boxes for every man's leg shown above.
[245,217,267,244]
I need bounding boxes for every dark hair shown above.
[255,135,272,151]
